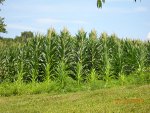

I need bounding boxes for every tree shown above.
[21,31,34,38]
[21,31,34,42]
[0,0,6,33]
[97,0,140,8]
[15,31,34,42]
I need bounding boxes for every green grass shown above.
[0,84,149,113]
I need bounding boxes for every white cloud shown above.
[8,24,37,31]
[37,18,63,24]
[108,0,131,2]
[147,32,150,40]
[36,18,87,25]
[7,24,46,33]
[146,23,150,27]
[102,6,147,14]
[9,2,93,14]
[134,7,147,13]
[70,20,87,24]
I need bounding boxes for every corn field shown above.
[0,28,150,86]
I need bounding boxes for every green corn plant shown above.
[58,27,74,67]
[42,28,58,83]
[16,61,24,84]
[87,68,98,86]
[144,41,150,82]
[0,44,7,82]
[21,40,33,83]
[117,40,124,76]
[86,29,100,73]
[28,36,42,84]
[14,47,24,94]
[4,46,18,82]
[74,29,87,85]
[109,35,125,78]
[55,28,73,88]
[75,62,83,86]
[122,39,136,75]
[56,61,71,88]
[134,41,147,80]
[0,50,7,82]
[116,40,126,85]
[47,27,57,38]
[44,63,51,83]
[146,41,150,67]
[119,74,126,85]
[1,29,150,90]
[84,30,101,87]
[100,32,112,87]
[89,29,97,40]
[103,34,127,85]
[16,47,24,85]
[0,38,24,83]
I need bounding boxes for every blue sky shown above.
[0,0,150,40]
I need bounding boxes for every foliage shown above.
[0,29,150,95]
[15,31,34,42]
[0,0,6,33]
[97,0,141,8]
[21,31,34,38]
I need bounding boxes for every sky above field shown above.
[0,0,150,40]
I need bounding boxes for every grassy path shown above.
[0,85,150,113]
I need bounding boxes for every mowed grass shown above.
[0,85,149,113]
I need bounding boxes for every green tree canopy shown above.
[0,0,6,33]
[0,0,4,4]
[21,31,34,38]
[15,31,34,42]
[97,0,140,8]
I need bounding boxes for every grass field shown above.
[0,84,149,113]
